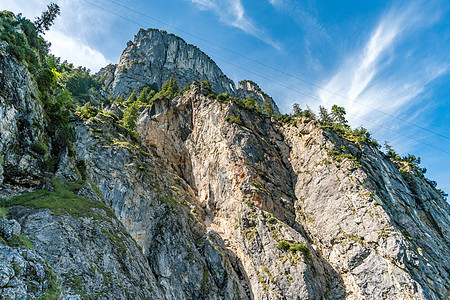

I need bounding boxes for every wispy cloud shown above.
[316,1,449,129]
[190,0,282,50]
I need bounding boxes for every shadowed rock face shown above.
[0,42,46,188]
[105,28,236,98]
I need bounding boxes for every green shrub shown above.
[289,242,309,257]
[75,102,99,119]
[277,240,290,251]
[76,160,87,181]
[217,93,229,103]
[267,217,277,224]
[277,240,310,257]
[121,99,140,134]
[151,76,179,101]
[31,141,48,156]
[225,115,243,126]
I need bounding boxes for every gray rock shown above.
[0,244,54,299]
[0,218,21,240]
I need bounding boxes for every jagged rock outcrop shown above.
[236,80,280,115]
[104,28,236,97]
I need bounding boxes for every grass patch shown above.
[40,268,61,299]
[0,207,7,219]
[7,234,33,249]
[0,178,115,220]
[277,240,310,258]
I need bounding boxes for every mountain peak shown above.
[104,28,236,98]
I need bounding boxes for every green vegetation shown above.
[327,146,362,168]
[151,75,179,102]
[267,216,277,224]
[199,80,214,98]
[31,141,48,156]
[276,240,290,251]
[76,159,87,181]
[34,3,60,34]
[0,178,115,219]
[383,142,447,199]
[7,234,34,249]
[263,98,274,117]
[277,240,310,257]
[40,268,61,299]
[121,97,140,135]
[225,115,244,126]
[0,207,7,219]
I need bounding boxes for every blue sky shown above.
[3,0,450,195]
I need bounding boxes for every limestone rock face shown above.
[107,29,235,97]
[74,121,250,300]
[8,202,163,299]
[137,86,449,299]
[0,241,53,299]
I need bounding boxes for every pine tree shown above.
[330,105,347,125]
[263,98,274,117]
[34,3,60,34]
[318,106,332,125]
[126,89,137,104]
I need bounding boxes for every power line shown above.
[97,0,450,142]
[211,56,450,155]
[80,0,450,156]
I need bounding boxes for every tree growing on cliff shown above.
[330,105,347,125]
[318,106,333,126]
[151,76,179,101]
[34,3,60,34]
[264,98,274,117]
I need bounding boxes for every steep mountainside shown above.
[0,13,448,299]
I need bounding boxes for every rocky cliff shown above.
[0,16,449,300]
[103,28,235,98]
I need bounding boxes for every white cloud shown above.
[46,30,109,72]
[190,0,282,50]
[316,2,448,129]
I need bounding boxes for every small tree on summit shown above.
[34,3,60,34]
[318,105,333,125]
[330,105,347,125]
